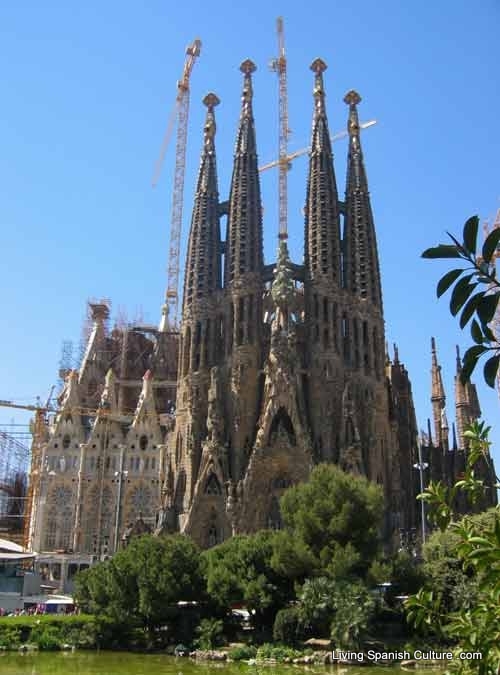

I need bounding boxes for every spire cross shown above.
[202,92,219,147]
[310,58,327,116]
[344,89,362,137]
[240,59,256,116]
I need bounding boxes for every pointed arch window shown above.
[207,524,218,548]
[205,473,222,496]
[267,496,282,530]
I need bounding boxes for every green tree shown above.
[276,464,384,579]
[422,215,500,386]
[406,424,500,673]
[202,530,292,630]
[75,534,204,639]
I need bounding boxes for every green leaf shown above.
[470,319,484,344]
[450,275,476,316]
[422,245,463,259]
[463,215,479,254]
[437,269,464,298]
[476,293,499,325]
[460,345,488,383]
[482,324,497,342]
[459,292,484,328]
[483,354,500,388]
[482,228,500,263]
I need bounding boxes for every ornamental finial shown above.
[240,60,255,116]
[202,93,219,147]
[203,92,220,110]
[310,58,327,117]
[344,90,361,137]
[240,59,256,75]
[344,89,362,106]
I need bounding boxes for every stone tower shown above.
[27,55,496,572]
[159,58,421,547]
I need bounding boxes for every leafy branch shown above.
[422,215,500,386]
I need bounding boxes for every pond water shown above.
[0,653,445,675]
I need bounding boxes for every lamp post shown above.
[113,445,128,553]
[413,442,429,545]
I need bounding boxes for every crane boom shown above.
[270,17,289,239]
[258,120,377,172]
[152,38,201,329]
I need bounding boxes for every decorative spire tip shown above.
[240,59,256,75]
[203,92,220,109]
[310,58,327,74]
[344,89,361,106]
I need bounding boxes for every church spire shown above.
[304,58,341,285]
[431,337,447,445]
[225,60,263,285]
[183,93,222,310]
[342,90,382,307]
[455,345,482,448]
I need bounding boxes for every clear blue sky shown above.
[1,1,499,471]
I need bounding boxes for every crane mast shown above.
[152,39,201,329]
[270,17,289,240]
[0,392,54,549]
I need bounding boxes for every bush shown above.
[273,607,303,645]
[256,642,305,661]
[195,617,224,649]
[0,615,100,650]
[228,644,257,661]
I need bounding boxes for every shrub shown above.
[195,617,224,649]
[228,644,257,661]
[273,607,303,645]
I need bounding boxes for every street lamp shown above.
[113,445,128,553]
[413,442,429,544]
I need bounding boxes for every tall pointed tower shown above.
[303,59,343,461]
[173,93,223,520]
[224,60,264,479]
[430,337,449,449]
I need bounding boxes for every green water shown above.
[0,653,445,675]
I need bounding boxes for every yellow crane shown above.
[0,391,54,549]
[152,38,202,329]
[258,120,377,173]
[269,17,290,240]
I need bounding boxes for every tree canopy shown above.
[275,463,384,579]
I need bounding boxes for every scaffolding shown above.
[0,429,30,538]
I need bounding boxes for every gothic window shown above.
[62,435,71,450]
[267,496,282,530]
[342,314,350,364]
[139,435,148,451]
[205,318,211,366]
[353,319,360,369]
[44,511,57,550]
[269,408,296,446]
[131,485,152,514]
[53,486,73,509]
[183,327,191,376]
[272,477,292,490]
[205,473,222,496]
[237,297,244,345]
[207,524,218,548]
[373,326,380,379]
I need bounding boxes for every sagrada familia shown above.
[27,58,496,573]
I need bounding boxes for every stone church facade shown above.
[28,58,495,562]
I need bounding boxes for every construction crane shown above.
[258,119,377,173]
[269,17,290,240]
[152,38,202,329]
[0,389,55,549]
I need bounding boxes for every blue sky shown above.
[1,1,499,472]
